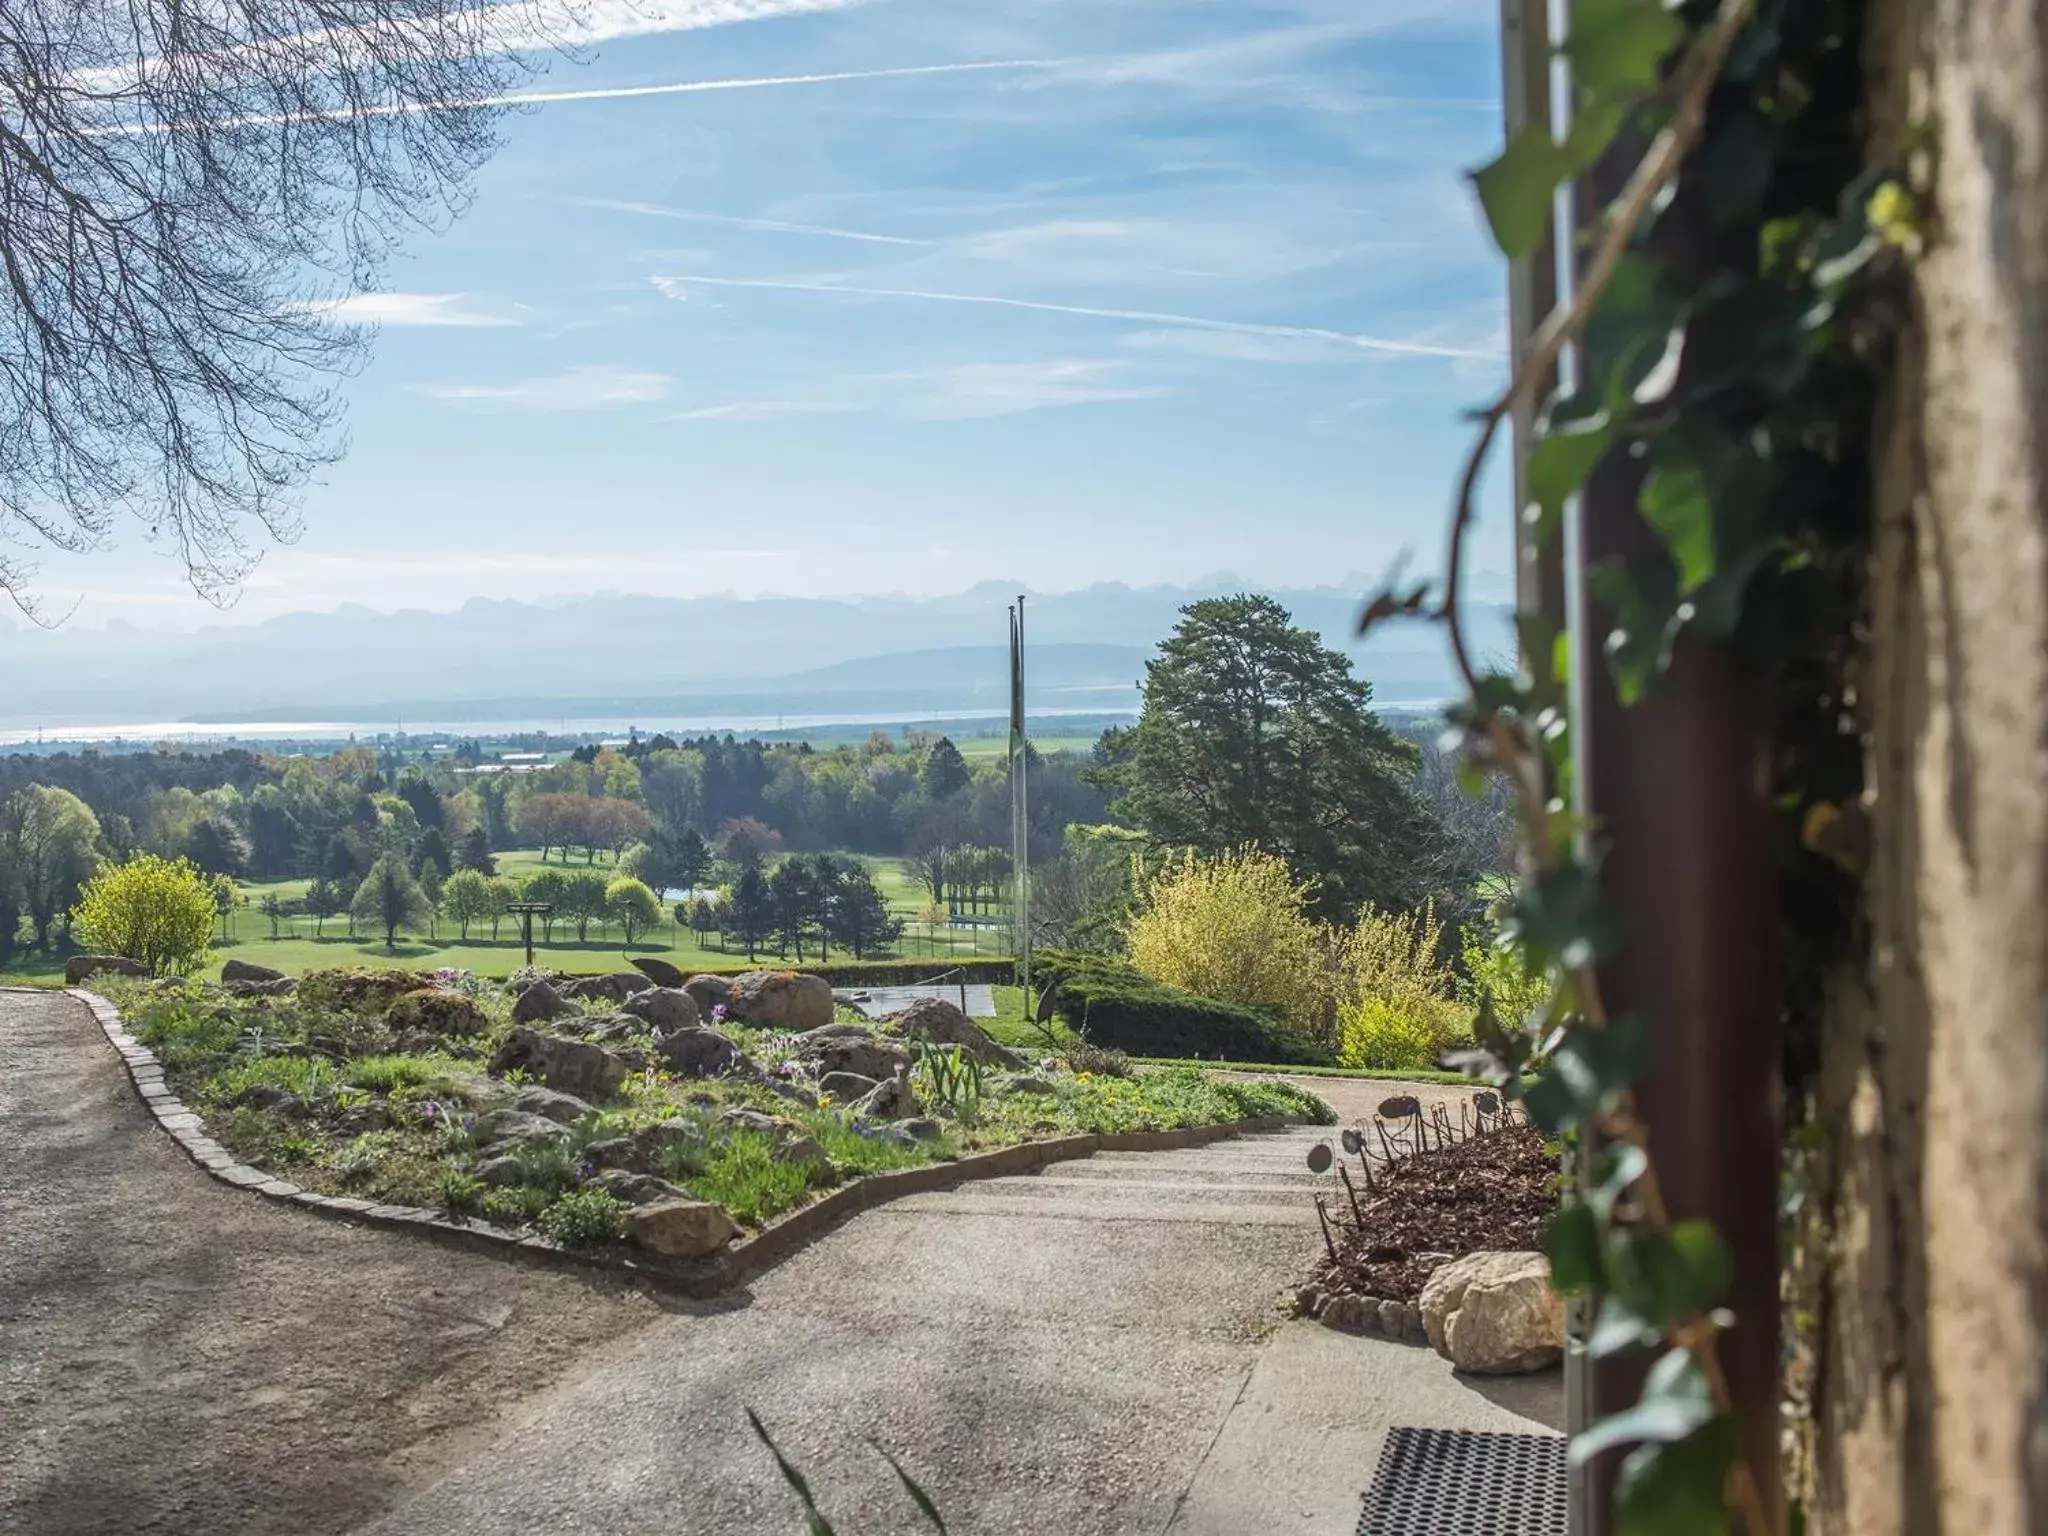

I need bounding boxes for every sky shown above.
[43,0,1515,628]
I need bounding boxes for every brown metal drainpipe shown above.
[1569,128,1784,1536]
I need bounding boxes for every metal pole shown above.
[524,907,535,969]
[1569,113,1783,1536]
[1016,593,1031,1004]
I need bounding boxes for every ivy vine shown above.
[1370,0,1896,1526]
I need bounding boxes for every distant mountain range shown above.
[0,580,1506,728]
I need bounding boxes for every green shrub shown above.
[536,1187,628,1248]
[509,1137,579,1192]
[681,1131,815,1227]
[1066,1042,1132,1078]
[439,1167,487,1214]
[1456,925,1553,1033]
[480,1185,552,1226]
[344,1054,449,1093]
[1035,949,1326,1065]
[1337,995,1449,1071]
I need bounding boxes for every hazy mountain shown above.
[0,581,1501,726]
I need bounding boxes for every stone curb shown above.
[70,988,1301,1299]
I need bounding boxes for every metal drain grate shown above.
[1356,1427,1567,1536]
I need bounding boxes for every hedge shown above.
[547,958,1017,988]
[1033,950,1331,1066]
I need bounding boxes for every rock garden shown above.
[95,962,1334,1266]
[1295,1098,1563,1374]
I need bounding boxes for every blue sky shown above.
[54,0,1514,626]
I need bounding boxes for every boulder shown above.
[727,970,835,1031]
[1418,1251,1564,1375]
[488,1028,630,1100]
[889,996,1026,1067]
[64,954,149,984]
[512,980,574,1025]
[776,1133,830,1171]
[803,1031,910,1084]
[896,1118,944,1143]
[623,986,701,1035]
[627,1198,743,1259]
[630,956,689,989]
[653,1026,743,1079]
[682,973,733,1018]
[853,1076,920,1123]
[224,977,296,997]
[718,1108,826,1169]
[301,968,419,1010]
[510,1085,595,1124]
[221,958,286,984]
[475,1155,527,1187]
[335,1101,390,1136]
[583,1137,656,1175]
[595,1169,688,1206]
[477,1108,571,1151]
[229,1083,305,1117]
[993,1074,1058,1097]
[564,972,652,1004]
[818,1071,881,1102]
[385,987,491,1038]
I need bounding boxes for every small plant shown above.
[1066,1042,1132,1079]
[536,1187,628,1248]
[1336,995,1444,1072]
[508,1137,578,1192]
[912,1043,986,1123]
[479,1185,552,1226]
[439,1166,486,1215]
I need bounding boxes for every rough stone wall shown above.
[1816,0,2048,1529]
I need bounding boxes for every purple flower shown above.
[421,1100,440,1119]
[712,1004,729,1023]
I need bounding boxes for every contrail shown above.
[103,59,1063,134]
[564,197,935,247]
[651,273,1495,360]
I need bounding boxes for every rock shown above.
[564,972,652,1004]
[510,1086,595,1124]
[818,1070,881,1102]
[630,956,689,988]
[804,1032,910,1083]
[584,1137,657,1175]
[727,970,835,1030]
[777,1133,830,1170]
[768,1079,819,1109]
[230,1083,305,1116]
[889,996,1026,1067]
[720,1107,784,1136]
[487,1028,630,1100]
[385,987,491,1038]
[1418,1251,1564,1375]
[853,1076,920,1122]
[595,1169,687,1205]
[623,986,701,1035]
[682,973,733,1018]
[477,1108,571,1150]
[223,977,296,997]
[627,1198,743,1259]
[301,968,419,1010]
[64,954,150,984]
[221,958,286,984]
[628,1117,709,1169]
[895,1117,943,1142]
[653,1026,743,1079]
[475,1155,527,1186]
[335,1102,390,1136]
[581,1012,647,1043]
[512,980,573,1025]
[993,1074,1058,1097]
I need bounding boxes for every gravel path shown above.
[0,989,663,1536]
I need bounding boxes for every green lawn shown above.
[6,848,1012,984]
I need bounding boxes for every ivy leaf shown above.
[1497,862,1624,972]
[1571,1348,1714,1466]
[1563,0,1684,93]
[1616,1416,1739,1535]
[1587,1292,1663,1358]
[1545,1200,1606,1294]
[1641,450,1718,592]
[1588,556,1681,704]
[1471,125,1571,260]
[1522,1014,1650,1132]
[1527,411,1614,545]
[1563,84,1642,175]
[1607,1219,1731,1328]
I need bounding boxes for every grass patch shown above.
[679,1131,818,1227]
[1131,1057,1479,1085]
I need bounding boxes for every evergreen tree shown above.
[728,864,773,963]
[349,854,431,948]
[457,826,496,874]
[920,736,971,800]
[822,858,903,960]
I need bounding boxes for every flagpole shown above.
[1016,593,1030,1003]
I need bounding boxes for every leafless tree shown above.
[1403,724,1515,887]
[0,0,564,610]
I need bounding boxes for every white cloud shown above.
[309,292,519,327]
[1121,328,1354,364]
[565,198,933,248]
[887,360,1169,420]
[673,400,861,421]
[651,272,1494,359]
[409,364,672,410]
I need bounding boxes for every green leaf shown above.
[1521,1015,1650,1132]
[1616,1416,1739,1535]
[872,1442,950,1533]
[1497,862,1624,973]
[1587,1293,1663,1358]
[1545,1201,1606,1294]
[1562,0,1684,92]
[1571,1349,1714,1465]
[1607,1219,1731,1327]
[1562,85,1641,175]
[1527,412,1614,544]
[748,1408,839,1536]
[1641,452,1718,592]
[1587,557,1682,704]
[1471,125,1571,259]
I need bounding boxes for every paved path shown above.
[0,989,663,1536]
[4,990,1556,1536]
[836,981,998,1019]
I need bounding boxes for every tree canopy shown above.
[1102,595,1458,918]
